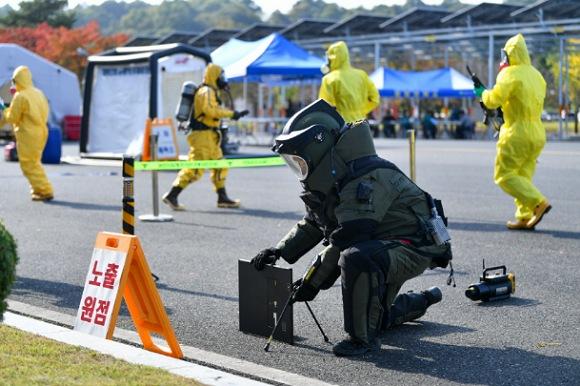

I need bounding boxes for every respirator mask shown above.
[320,55,330,75]
[216,71,229,90]
[499,49,510,73]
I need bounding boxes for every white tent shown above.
[0,43,82,128]
[81,44,211,158]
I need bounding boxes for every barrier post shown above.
[124,154,161,282]
[122,155,135,235]
[139,133,173,223]
[408,129,416,182]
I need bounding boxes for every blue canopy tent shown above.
[370,67,474,98]
[212,33,325,128]
[211,33,325,83]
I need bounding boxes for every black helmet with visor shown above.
[273,99,345,181]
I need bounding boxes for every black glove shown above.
[250,247,280,271]
[232,109,249,120]
[292,278,319,303]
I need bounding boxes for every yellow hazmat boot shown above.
[506,219,533,230]
[527,200,551,229]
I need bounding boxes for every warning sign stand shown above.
[141,118,179,162]
[74,232,183,359]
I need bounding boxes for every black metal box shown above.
[238,259,293,344]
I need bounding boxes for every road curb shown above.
[7,300,336,386]
[2,311,267,386]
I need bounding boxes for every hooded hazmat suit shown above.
[173,63,234,190]
[1,66,53,200]
[319,41,380,123]
[482,34,548,223]
[252,100,451,356]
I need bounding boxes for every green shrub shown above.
[0,220,18,321]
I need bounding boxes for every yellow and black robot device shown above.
[465,260,515,302]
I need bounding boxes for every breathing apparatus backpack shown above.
[174,81,207,132]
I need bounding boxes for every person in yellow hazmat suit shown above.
[474,34,551,230]
[0,66,53,201]
[162,63,248,211]
[319,41,380,123]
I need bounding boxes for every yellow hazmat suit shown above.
[319,41,380,123]
[1,66,53,200]
[482,34,547,223]
[174,63,234,190]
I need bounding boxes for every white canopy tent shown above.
[0,43,82,128]
[81,44,211,158]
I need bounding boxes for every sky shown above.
[3,0,503,17]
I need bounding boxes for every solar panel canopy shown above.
[380,7,451,32]
[511,0,580,22]
[189,28,239,49]
[281,18,339,40]
[234,24,285,41]
[441,3,521,27]
[325,13,391,35]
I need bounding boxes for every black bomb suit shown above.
[253,100,452,356]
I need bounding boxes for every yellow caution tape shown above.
[135,156,285,171]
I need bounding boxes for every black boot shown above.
[217,188,240,208]
[422,286,442,307]
[332,335,380,357]
[381,287,442,331]
[162,186,185,211]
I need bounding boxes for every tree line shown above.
[1,0,528,38]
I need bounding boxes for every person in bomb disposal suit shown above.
[251,100,452,357]
[162,63,248,210]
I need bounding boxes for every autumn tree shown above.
[0,21,127,78]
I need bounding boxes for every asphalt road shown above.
[2,138,580,386]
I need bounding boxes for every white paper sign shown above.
[152,125,178,160]
[74,248,127,338]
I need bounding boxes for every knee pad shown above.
[339,244,386,343]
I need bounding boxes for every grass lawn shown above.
[0,324,204,386]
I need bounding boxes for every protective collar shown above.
[301,145,348,195]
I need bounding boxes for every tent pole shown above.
[267,84,273,117]
[243,78,248,109]
[487,33,494,88]
[281,86,286,117]
[558,37,564,139]
[487,33,495,139]
[374,42,380,71]
[565,39,570,132]
[258,84,264,118]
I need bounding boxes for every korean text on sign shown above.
[74,248,127,337]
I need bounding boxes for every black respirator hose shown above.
[219,88,234,110]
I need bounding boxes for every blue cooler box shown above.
[42,125,62,164]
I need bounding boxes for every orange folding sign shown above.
[74,232,183,359]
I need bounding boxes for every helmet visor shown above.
[280,154,309,180]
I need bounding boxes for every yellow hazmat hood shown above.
[326,41,351,71]
[203,63,223,88]
[503,34,531,66]
[12,65,34,91]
